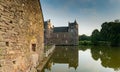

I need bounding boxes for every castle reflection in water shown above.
[42,46,120,72]
[42,46,78,72]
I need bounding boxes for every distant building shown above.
[114,19,120,23]
[44,20,53,45]
[44,20,79,46]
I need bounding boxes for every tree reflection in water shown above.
[91,46,120,71]
[41,46,120,72]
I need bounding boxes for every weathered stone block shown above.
[0,0,44,72]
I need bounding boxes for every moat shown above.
[40,46,120,72]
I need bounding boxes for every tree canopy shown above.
[91,29,100,45]
[79,34,91,41]
[91,21,120,46]
[100,22,120,46]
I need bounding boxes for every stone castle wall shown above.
[51,32,72,45]
[44,20,79,46]
[0,0,44,72]
[44,20,53,45]
[52,32,78,45]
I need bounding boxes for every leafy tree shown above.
[100,22,120,46]
[79,34,91,41]
[91,29,100,45]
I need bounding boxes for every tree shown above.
[91,29,100,45]
[79,34,91,41]
[100,22,120,46]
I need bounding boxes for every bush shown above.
[79,41,92,45]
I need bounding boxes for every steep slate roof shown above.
[44,21,48,28]
[44,21,47,25]
[69,20,78,26]
[53,27,69,32]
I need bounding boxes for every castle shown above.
[44,20,79,46]
[0,0,79,72]
[0,0,44,72]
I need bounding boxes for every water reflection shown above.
[42,46,120,72]
[91,46,120,71]
[42,46,78,72]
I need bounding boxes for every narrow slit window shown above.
[6,42,9,46]
[57,34,59,38]
[10,20,13,23]
[32,44,36,52]
[13,61,16,64]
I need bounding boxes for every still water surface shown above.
[42,46,120,72]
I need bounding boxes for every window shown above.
[71,29,73,32]
[13,61,16,64]
[64,34,66,38]
[0,64,2,67]
[9,20,13,24]
[66,40,68,44]
[57,34,59,38]
[6,42,9,46]
[32,44,36,52]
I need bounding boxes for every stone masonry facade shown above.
[44,20,79,46]
[44,20,53,45]
[0,0,44,72]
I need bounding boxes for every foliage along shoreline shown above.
[79,21,120,47]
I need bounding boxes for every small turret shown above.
[74,20,77,24]
[69,20,78,30]
[68,20,79,45]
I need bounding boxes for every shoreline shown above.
[37,45,55,72]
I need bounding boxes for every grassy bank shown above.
[79,41,92,45]
[79,41,111,46]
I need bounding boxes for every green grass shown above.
[79,40,111,46]
[79,41,92,45]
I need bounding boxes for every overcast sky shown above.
[40,0,120,36]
